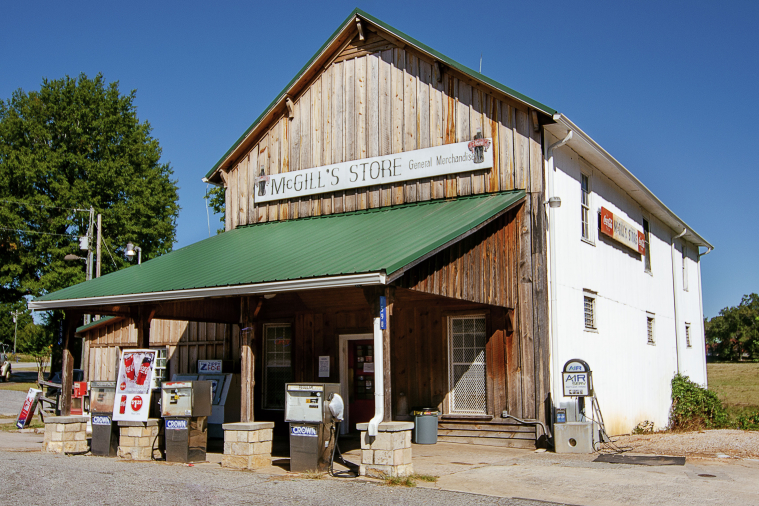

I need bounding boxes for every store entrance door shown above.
[339,333,374,433]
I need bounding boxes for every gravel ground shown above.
[0,389,27,416]
[0,450,572,506]
[612,429,759,459]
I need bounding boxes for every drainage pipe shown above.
[367,316,384,436]
[671,228,687,374]
[545,127,573,408]
[697,246,713,386]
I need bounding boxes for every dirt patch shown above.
[612,429,759,459]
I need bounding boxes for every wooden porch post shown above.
[135,306,156,349]
[383,286,394,422]
[60,313,80,416]
[240,296,262,422]
[364,286,394,422]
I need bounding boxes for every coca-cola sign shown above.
[599,207,645,255]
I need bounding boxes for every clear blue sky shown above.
[2,1,756,318]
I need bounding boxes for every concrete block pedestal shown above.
[221,422,275,470]
[357,421,414,478]
[43,416,89,454]
[118,419,164,461]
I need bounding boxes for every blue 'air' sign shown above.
[562,359,592,397]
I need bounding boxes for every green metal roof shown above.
[205,8,556,180]
[33,191,524,305]
[76,316,118,334]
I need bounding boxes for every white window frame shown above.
[647,313,656,345]
[580,172,594,244]
[583,291,597,332]
[447,315,488,415]
[150,346,168,390]
[643,218,652,274]
[263,323,293,410]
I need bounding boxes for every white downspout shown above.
[697,247,713,386]
[368,316,384,436]
[671,228,687,374]
[546,126,573,409]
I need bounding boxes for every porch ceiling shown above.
[30,191,524,310]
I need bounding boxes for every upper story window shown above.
[685,323,692,348]
[643,218,652,273]
[682,246,689,291]
[647,313,656,345]
[581,174,592,242]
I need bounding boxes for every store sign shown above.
[113,349,157,422]
[599,207,645,255]
[253,138,493,203]
[198,360,222,373]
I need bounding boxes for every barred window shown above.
[647,315,655,345]
[685,323,692,348]
[581,174,591,241]
[264,324,293,410]
[584,296,596,330]
[448,316,487,414]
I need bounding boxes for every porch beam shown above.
[60,312,81,416]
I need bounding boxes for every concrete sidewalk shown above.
[393,442,759,506]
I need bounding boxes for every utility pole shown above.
[96,213,102,279]
[10,310,21,356]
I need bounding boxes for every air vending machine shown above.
[172,372,233,439]
[285,383,341,472]
[160,381,212,463]
[90,381,118,457]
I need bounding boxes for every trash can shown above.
[411,407,440,444]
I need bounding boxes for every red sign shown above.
[130,396,143,412]
[599,207,645,255]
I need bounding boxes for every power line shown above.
[0,227,78,238]
[0,200,90,213]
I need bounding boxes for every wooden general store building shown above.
[31,9,711,446]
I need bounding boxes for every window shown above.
[584,293,596,330]
[151,347,168,389]
[448,316,487,414]
[647,314,655,345]
[685,323,692,348]
[643,219,652,273]
[263,324,293,410]
[581,173,592,242]
[682,246,688,291]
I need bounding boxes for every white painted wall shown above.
[545,132,707,435]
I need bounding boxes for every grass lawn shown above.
[708,362,759,416]
[0,382,40,393]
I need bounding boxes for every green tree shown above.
[206,185,225,233]
[0,300,32,352]
[0,73,179,301]
[0,73,180,370]
[705,293,759,361]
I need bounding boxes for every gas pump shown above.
[90,381,118,457]
[160,381,212,463]
[285,383,341,472]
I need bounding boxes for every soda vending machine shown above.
[90,381,118,457]
[160,381,212,463]
[285,383,341,472]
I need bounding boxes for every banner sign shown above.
[16,388,41,429]
[113,349,157,422]
[599,207,645,255]
[253,138,494,203]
